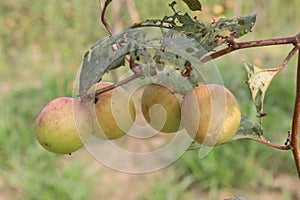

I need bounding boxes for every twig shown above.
[201,33,300,63]
[277,46,300,70]
[186,136,292,151]
[100,0,113,35]
[130,20,170,29]
[248,137,291,151]
[86,70,144,99]
[291,47,300,179]
[186,147,201,151]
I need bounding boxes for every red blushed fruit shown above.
[35,97,92,154]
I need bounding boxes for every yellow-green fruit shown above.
[182,84,241,146]
[92,82,136,139]
[35,97,92,154]
[141,83,181,133]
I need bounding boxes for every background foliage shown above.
[1,0,299,199]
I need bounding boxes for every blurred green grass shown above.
[1,0,300,199]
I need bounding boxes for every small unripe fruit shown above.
[91,82,136,139]
[35,97,92,154]
[182,84,241,146]
[141,83,181,133]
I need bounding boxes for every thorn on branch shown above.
[284,131,292,146]
[256,112,267,118]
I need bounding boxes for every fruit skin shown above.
[35,97,92,154]
[92,82,136,139]
[141,83,181,133]
[182,84,241,146]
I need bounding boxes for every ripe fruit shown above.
[35,97,92,154]
[91,82,136,139]
[141,83,181,133]
[182,84,241,146]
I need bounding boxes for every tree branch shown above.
[201,32,300,63]
[291,47,300,179]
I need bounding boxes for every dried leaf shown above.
[244,63,281,113]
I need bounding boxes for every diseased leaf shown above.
[232,114,263,140]
[132,4,256,53]
[161,34,206,62]
[154,51,186,70]
[80,3,257,102]
[215,14,256,37]
[160,34,206,91]
[182,0,202,11]
[244,62,281,114]
[154,68,194,93]
[162,12,205,34]
[79,29,146,100]
[167,12,256,51]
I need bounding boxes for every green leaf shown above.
[79,29,146,99]
[244,62,281,113]
[182,0,202,11]
[232,114,263,140]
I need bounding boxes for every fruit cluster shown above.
[35,82,241,154]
